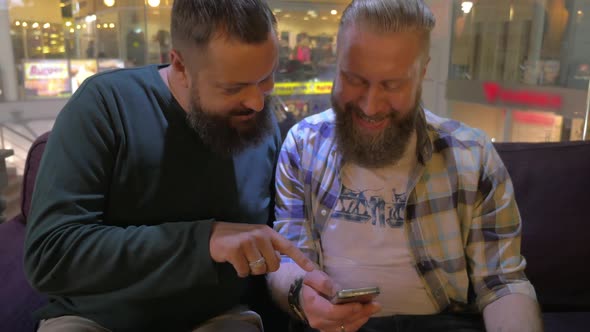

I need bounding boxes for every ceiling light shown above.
[330,10,338,15]
[461,1,473,14]
[147,0,160,7]
[104,0,115,6]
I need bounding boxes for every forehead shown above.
[338,25,424,78]
[192,32,279,82]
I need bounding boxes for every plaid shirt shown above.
[275,108,536,311]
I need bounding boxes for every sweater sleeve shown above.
[24,77,219,299]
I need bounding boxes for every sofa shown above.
[1,132,589,331]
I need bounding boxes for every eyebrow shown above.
[342,70,409,84]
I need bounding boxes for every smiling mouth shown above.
[353,112,389,130]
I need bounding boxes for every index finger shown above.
[270,232,315,272]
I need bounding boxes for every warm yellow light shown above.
[147,0,160,7]
[65,21,72,27]
[461,1,473,14]
[83,24,87,28]
[43,23,50,29]
[97,24,101,29]
[103,23,108,28]
[109,23,115,28]
[32,22,39,28]
[70,28,75,33]
[303,17,309,21]
[104,0,115,7]
[330,9,338,15]
[15,21,21,26]
[76,24,81,29]
[578,10,584,15]
[22,22,28,27]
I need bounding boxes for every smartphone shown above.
[330,286,380,304]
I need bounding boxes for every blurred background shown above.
[0,0,588,219]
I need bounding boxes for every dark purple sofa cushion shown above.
[543,312,590,332]
[0,216,47,332]
[0,133,50,332]
[21,132,50,221]
[494,141,590,311]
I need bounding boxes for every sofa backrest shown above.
[21,132,50,221]
[494,141,590,311]
[0,132,50,332]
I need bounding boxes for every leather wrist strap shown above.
[288,277,308,324]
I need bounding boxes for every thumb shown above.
[303,270,338,298]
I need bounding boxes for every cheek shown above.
[390,83,420,113]
[333,79,362,104]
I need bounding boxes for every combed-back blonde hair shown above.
[339,0,436,53]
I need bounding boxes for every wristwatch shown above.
[288,277,308,324]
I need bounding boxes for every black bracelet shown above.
[288,277,308,324]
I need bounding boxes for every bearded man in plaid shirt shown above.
[267,1,543,332]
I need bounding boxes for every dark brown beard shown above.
[333,95,419,168]
[186,96,274,157]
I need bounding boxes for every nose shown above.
[243,77,275,112]
[358,85,386,117]
[242,85,266,112]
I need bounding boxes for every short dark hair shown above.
[171,0,277,51]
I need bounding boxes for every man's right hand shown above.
[209,222,315,278]
[301,270,381,332]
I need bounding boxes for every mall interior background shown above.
[0,0,588,219]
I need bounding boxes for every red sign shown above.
[483,82,563,109]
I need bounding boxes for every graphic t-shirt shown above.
[322,132,438,316]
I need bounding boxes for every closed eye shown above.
[342,71,367,86]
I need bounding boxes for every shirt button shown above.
[321,209,327,216]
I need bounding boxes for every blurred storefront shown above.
[0,0,588,142]
[448,0,590,142]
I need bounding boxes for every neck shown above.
[159,65,190,112]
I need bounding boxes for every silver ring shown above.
[340,325,346,332]
[248,257,266,269]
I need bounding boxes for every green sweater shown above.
[24,65,281,331]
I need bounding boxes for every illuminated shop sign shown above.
[24,61,69,80]
[274,81,333,96]
[483,82,563,109]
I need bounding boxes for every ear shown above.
[170,49,189,88]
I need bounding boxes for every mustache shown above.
[229,109,256,116]
[344,101,402,121]
[227,96,274,117]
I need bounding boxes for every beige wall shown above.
[8,0,62,23]
[449,101,506,141]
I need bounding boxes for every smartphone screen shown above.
[330,286,380,304]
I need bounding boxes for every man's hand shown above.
[301,270,381,332]
[209,222,315,277]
